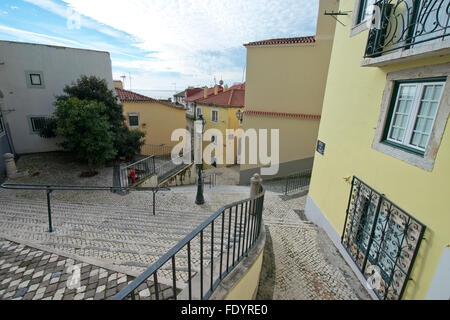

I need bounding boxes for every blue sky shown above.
[0,0,319,92]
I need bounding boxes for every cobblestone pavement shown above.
[257,193,371,300]
[0,239,174,300]
[1,165,370,300]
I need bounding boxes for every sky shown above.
[0,0,319,93]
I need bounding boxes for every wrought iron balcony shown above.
[365,0,450,58]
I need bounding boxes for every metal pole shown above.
[46,188,53,233]
[153,190,156,216]
[195,164,205,205]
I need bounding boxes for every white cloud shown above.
[23,0,320,89]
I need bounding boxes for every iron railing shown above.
[284,169,312,195]
[141,144,174,158]
[119,156,156,187]
[202,172,217,189]
[0,183,170,231]
[155,154,188,182]
[365,0,450,57]
[341,177,426,300]
[111,185,265,300]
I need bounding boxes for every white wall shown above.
[0,41,114,154]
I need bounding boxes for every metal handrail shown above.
[111,185,265,300]
[0,183,170,230]
[284,169,312,195]
[119,156,156,187]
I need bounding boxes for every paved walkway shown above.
[0,181,370,300]
[257,193,370,300]
[0,239,174,300]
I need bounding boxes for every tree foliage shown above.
[54,97,117,172]
[40,75,146,164]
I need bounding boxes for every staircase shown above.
[0,194,241,285]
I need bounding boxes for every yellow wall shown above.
[308,0,450,300]
[241,0,338,172]
[224,247,264,300]
[122,101,186,151]
[198,103,243,167]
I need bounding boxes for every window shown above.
[29,116,49,134]
[357,0,376,24]
[25,71,45,89]
[211,110,219,123]
[30,74,42,86]
[128,113,140,127]
[372,64,449,171]
[384,79,445,155]
[342,177,426,300]
[197,107,202,116]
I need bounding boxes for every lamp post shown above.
[195,114,206,205]
[236,109,243,125]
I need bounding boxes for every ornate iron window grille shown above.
[365,0,450,58]
[342,177,426,300]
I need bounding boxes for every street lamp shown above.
[236,109,243,125]
[195,114,206,205]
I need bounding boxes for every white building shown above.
[0,40,114,158]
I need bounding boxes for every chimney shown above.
[214,85,219,95]
[204,87,208,99]
[113,80,123,89]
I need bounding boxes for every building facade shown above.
[195,86,245,167]
[115,86,186,156]
[238,0,339,184]
[305,0,450,300]
[0,40,114,177]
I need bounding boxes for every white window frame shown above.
[372,63,450,172]
[386,81,444,152]
[128,113,140,128]
[350,0,375,37]
[211,109,219,123]
[197,107,202,117]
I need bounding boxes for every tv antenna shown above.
[324,10,351,27]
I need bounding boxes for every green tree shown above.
[57,75,145,158]
[54,97,117,174]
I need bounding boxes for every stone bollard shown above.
[250,173,263,198]
[3,153,18,178]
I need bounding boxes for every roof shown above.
[230,83,245,90]
[196,88,245,108]
[174,90,185,97]
[115,88,185,110]
[244,110,320,120]
[244,36,315,47]
[185,86,223,102]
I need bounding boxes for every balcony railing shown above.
[111,185,265,300]
[341,177,426,300]
[365,0,450,58]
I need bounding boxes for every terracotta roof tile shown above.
[115,88,185,110]
[244,36,315,47]
[196,88,245,107]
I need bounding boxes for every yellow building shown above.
[238,0,338,184]
[115,86,186,156]
[195,85,245,167]
[305,0,450,300]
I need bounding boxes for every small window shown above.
[128,114,140,127]
[30,74,42,86]
[197,107,202,116]
[212,110,219,122]
[29,116,48,134]
[384,79,445,155]
[357,0,376,24]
